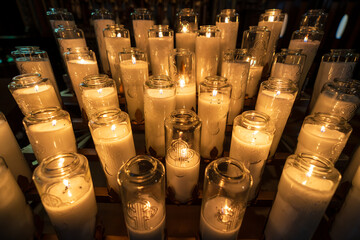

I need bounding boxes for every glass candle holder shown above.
[33,153,97,240]
[46,8,75,31]
[311,78,360,121]
[195,25,221,89]
[131,8,155,62]
[54,25,87,58]
[80,74,119,118]
[229,111,274,201]
[270,49,306,86]
[148,25,174,75]
[169,48,196,110]
[300,9,328,31]
[221,49,251,124]
[118,155,166,240]
[91,9,115,74]
[164,109,201,153]
[255,77,298,158]
[89,108,136,197]
[343,145,360,183]
[296,113,352,163]
[103,24,131,92]
[144,75,176,158]
[8,73,61,115]
[309,49,359,110]
[175,8,198,52]
[119,48,149,124]
[200,157,252,240]
[64,47,99,112]
[288,26,324,91]
[166,141,200,203]
[0,156,34,239]
[12,46,62,103]
[265,153,341,240]
[23,107,77,163]
[258,9,285,75]
[0,112,32,182]
[199,76,231,159]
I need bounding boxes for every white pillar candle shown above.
[132,19,155,60]
[166,147,200,203]
[58,38,87,57]
[176,82,196,111]
[176,32,197,52]
[216,21,239,70]
[270,62,302,85]
[0,113,32,181]
[0,159,34,240]
[245,65,263,98]
[148,36,174,75]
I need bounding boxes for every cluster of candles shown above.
[1,6,360,240]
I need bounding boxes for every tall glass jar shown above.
[229,111,274,201]
[144,75,176,158]
[148,25,174,76]
[198,76,231,160]
[270,49,306,86]
[200,157,252,240]
[23,107,77,163]
[300,9,328,31]
[288,26,324,91]
[221,49,251,124]
[295,112,352,163]
[46,8,75,31]
[0,157,34,240]
[175,8,198,52]
[169,48,196,110]
[33,153,98,240]
[255,77,298,158]
[103,24,131,92]
[12,46,62,103]
[309,49,359,110]
[119,48,148,124]
[80,74,119,118]
[54,25,87,58]
[8,73,61,115]
[164,109,201,153]
[258,9,285,75]
[265,153,341,240]
[311,78,360,121]
[64,47,99,112]
[118,155,166,240]
[91,8,115,74]
[195,25,221,89]
[131,8,155,62]
[89,109,136,198]
[343,144,360,183]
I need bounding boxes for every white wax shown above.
[0,165,34,240]
[58,38,87,57]
[120,60,148,122]
[310,61,357,110]
[92,124,136,194]
[265,166,336,240]
[16,58,62,103]
[12,84,61,115]
[144,89,176,157]
[195,36,220,88]
[246,65,263,98]
[255,90,296,157]
[93,19,115,73]
[288,39,320,91]
[175,32,197,52]
[343,145,360,183]
[82,87,119,118]
[296,124,347,163]
[44,177,97,240]
[176,83,196,111]
[0,119,32,181]
[200,196,244,240]
[50,20,75,30]
[66,59,99,110]
[229,126,272,200]
[148,37,174,75]
[166,150,200,203]
[198,93,230,159]
[26,119,77,163]
[221,62,249,124]
[270,62,301,85]
[104,37,131,91]
[311,91,359,121]
[216,22,239,70]
[132,19,155,61]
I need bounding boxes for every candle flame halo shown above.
[212,89,218,97]
[111,124,116,131]
[131,55,136,64]
[97,88,103,94]
[52,120,57,126]
[320,126,326,133]
[304,35,309,42]
[269,15,275,22]
[34,85,39,92]
[182,25,189,33]
[225,17,230,23]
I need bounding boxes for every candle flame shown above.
[180,148,188,158]
[276,90,281,96]
[179,77,186,88]
[225,17,229,23]
[252,131,259,143]
[182,25,188,33]
[35,85,39,92]
[320,126,326,133]
[97,88,103,94]
[212,89,218,97]
[304,35,309,42]
[52,120,57,126]
[302,164,315,185]
[117,32,122,37]
[206,31,211,38]
[131,55,136,64]
[58,157,65,167]
[63,179,72,197]
[111,124,116,131]
[159,31,163,38]
[269,15,275,22]
[159,89,163,95]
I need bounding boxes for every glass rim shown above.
[234,110,274,133]
[145,75,175,89]
[89,108,127,126]
[210,157,250,183]
[23,107,68,124]
[165,109,201,126]
[262,77,298,93]
[305,112,352,132]
[9,73,48,89]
